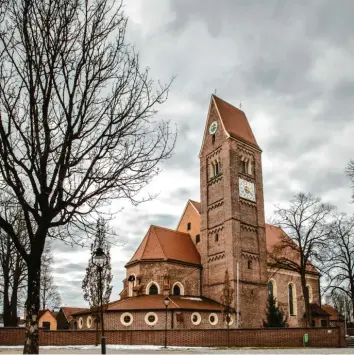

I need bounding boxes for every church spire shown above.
[212,95,260,150]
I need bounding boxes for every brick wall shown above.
[124,262,201,299]
[75,310,229,331]
[268,269,320,327]
[0,326,346,348]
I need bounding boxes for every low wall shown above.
[0,326,346,348]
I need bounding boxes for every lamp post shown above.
[92,246,107,355]
[163,297,170,348]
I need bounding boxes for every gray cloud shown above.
[49,0,354,307]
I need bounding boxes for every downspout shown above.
[200,266,203,296]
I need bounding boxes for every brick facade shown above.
[124,261,201,298]
[76,310,232,331]
[70,95,325,332]
[0,326,346,348]
[268,269,321,327]
[199,99,268,328]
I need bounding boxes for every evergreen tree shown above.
[82,219,113,342]
[263,295,288,328]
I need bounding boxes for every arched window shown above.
[171,282,184,296]
[149,284,158,295]
[128,274,136,297]
[289,283,295,315]
[214,161,220,176]
[268,281,274,299]
[173,285,181,296]
[306,285,313,303]
[267,279,277,300]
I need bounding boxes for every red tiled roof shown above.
[38,310,50,319]
[127,225,201,266]
[212,95,259,149]
[265,224,317,273]
[189,200,201,214]
[61,307,89,321]
[307,303,330,318]
[322,304,342,321]
[107,295,223,312]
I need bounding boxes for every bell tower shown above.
[199,95,267,328]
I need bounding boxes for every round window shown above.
[78,317,83,329]
[225,313,234,325]
[209,313,218,326]
[145,312,158,326]
[86,316,93,328]
[120,312,133,326]
[191,312,201,325]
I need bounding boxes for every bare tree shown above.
[325,290,351,322]
[40,243,61,310]
[82,219,112,345]
[0,0,175,352]
[270,192,334,326]
[0,206,27,326]
[322,213,354,319]
[346,161,354,201]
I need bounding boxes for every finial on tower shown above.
[239,101,242,109]
[214,89,217,95]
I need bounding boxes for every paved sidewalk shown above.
[0,346,354,354]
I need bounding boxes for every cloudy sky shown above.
[52,0,354,308]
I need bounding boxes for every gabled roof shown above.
[60,307,88,322]
[189,200,201,214]
[322,304,343,321]
[212,95,260,149]
[265,224,317,273]
[126,225,201,266]
[176,199,201,231]
[38,309,56,319]
[306,303,330,318]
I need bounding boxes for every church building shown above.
[73,95,329,330]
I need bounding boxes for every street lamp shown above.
[163,297,170,348]
[92,246,107,355]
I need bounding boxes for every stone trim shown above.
[241,251,259,260]
[208,252,225,263]
[239,197,257,209]
[206,147,222,159]
[207,174,223,186]
[207,226,224,235]
[207,200,224,211]
[240,223,258,233]
[120,312,133,327]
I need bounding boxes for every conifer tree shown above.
[263,295,288,328]
[82,219,113,342]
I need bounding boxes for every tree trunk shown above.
[301,272,311,327]
[23,257,41,354]
[3,276,11,327]
[9,288,19,327]
[9,255,21,327]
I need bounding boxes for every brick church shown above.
[73,95,330,330]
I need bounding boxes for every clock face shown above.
[239,178,256,202]
[209,121,218,135]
